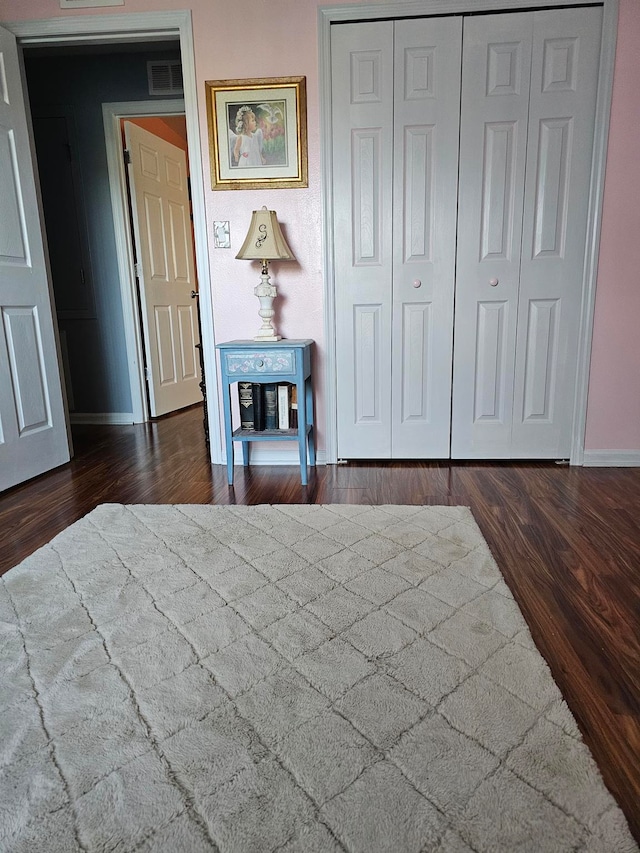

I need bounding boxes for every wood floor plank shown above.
[0,404,638,843]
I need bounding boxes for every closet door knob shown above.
[489,278,499,287]
[412,279,422,288]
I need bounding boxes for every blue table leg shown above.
[297,379,308,485]
[222,380,234,485]
[306,377,316,467]
[242,441,250,466]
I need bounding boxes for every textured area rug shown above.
[1,504,637,853]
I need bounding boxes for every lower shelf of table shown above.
[232,426,311,441]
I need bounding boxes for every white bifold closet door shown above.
[332,18,462,459]
[331,7,602,460]
[452,8,602,458]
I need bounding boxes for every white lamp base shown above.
[254,270,282,341]
[254,332,282,342]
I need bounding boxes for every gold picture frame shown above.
[205,76,308,190]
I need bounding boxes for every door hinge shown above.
[123,149,131,165]
[135,262,142,278]
[144,365,151,382]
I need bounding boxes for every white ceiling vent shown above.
[147,60,183,96]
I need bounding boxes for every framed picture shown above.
[205,76,308,190]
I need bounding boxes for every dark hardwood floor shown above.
[1,403,639,842]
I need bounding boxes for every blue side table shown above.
[216,339,316,486]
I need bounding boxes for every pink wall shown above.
[2,0,639,453]
[584,0,640,451]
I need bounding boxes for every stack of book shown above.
[238,382,298,431]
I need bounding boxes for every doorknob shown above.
[412,279,422,288]
[489,278,499,287]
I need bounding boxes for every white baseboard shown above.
[582,450,640,467]
[231,444,326,466]
[69,412,134,425]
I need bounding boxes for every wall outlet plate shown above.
[213,221,230,248]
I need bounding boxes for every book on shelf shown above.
[263,383,278,430]
[238,382,253,430]
[253,383,265,430]
[290,384,298,430]
[277,384,290,430]
[237,382,265,430]
[238,382,299,432]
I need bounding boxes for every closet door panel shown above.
[511,6,602,457]
[474,299,510,422]
[392,17,462,458]
[332,22,394,458]
[451,13,533,458]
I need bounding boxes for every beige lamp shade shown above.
[236,206,296,261]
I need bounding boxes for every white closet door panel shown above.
[392,17,462,458]
[511,7,602,457]
[0,25,70,491]
[451,13,533,458]
[332,21,394,458]
[474,299,510,420]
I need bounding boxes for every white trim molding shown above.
[232,446,327,467]
[582,450,640,467]
[318,0,619,466]
[570,0,619,465]
[59,0,124,8]
[6,10,223,466]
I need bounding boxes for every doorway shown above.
[24,43,199,425]
[121,115,202,420]
[5,11,221,478]
[102,101,203,422]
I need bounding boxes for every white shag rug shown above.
[1,503,637,853]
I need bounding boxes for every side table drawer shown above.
[224,349,296,375]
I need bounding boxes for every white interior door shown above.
[332,21,394,459]
[511,7,602,457]
[451,12,534,458]
[451,7,602,458]
[124,121,200,418]
[391,17,462,458]
[0,25,70,492]
[332,18,462,459]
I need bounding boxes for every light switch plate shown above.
[214,221,230,248]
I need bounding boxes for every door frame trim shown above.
[5,10,223,463]
[103,99,187,425]
[318,0,619,465]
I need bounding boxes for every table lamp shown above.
[236,206,296,341]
